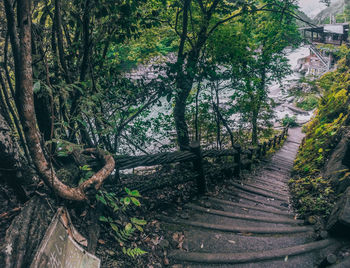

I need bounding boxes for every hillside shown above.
[290,48,350,221]
[313,0,347,24]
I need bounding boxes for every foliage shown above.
[290,54,350,219]
[282,114,297,127]
[296,95,319,111]
[97,188,147,258]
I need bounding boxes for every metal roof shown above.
[324,25,344,34]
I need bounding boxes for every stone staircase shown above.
[158,128,340,267]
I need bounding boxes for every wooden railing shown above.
[115,126,289,194]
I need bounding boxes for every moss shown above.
[56,163,81,187]
[290,56,350,219]
[296,95,319,111]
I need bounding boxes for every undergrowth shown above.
[290,55,350,219]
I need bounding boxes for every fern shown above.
[111,223,136,244]
[122,247,147,258]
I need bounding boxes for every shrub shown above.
[282,114,297,127]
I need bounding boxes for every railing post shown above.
[190,141,206,195]
[278,134,282,144]
[273,135,277,148]
[268,139,272,149]
[246,148,253,170]
[262,141,267,156]
[233,144,241,177]
[257,144,262,159]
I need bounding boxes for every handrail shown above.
[115,125,290,194]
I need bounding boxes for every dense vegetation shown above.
[2,0,338,266]
[290,48,350,219]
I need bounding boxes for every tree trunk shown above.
[195,81,201,141]
[54,0,71,83]
[6,0,114,201]
[252,109,258,145]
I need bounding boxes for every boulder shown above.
[324,129,350,194]
[326,187,350,235]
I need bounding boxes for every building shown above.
[300,23,349,46]
[296,23,349,76]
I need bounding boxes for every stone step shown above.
[168,239,333,264]
[248,176,289,188]
[175,228,315,254]
[244,180,289,193]
[185,203,302,225]
[228,182,289,202]
[222,189,290,211]
[158,215,313,234]
[184,209,299,229]
[237,181,289,197]
[203,196,293,217]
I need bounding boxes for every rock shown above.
[153,262,162,268]
[318,254,337,268]
[324,129,350,194]
[287,104,309,115]
[286,96,295,103]
[320,230,329,239]
[326,187,350,235]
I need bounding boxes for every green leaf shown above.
[57,151,68,157]
[96,194,107,205]
[110,223,119,232]
[130,190,141,197]
[131,197,141,206]
[135,225,144,232]
[125,223,133,232]
[81,164,92,171]
[99,216,108,222]
[125,187,131,195]
[131,217,147,225]
[124,197,131,205]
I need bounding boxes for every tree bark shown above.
[54,0,71,83]
[5,0,115,201]
[3,0,20,95]
[173,3,212,150]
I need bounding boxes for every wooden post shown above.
[257,144,262,159]
[262,141,267,156]
[190,141,206,194]
[268,139,272,149]
[246,148,253,170]
[233,144,241,177]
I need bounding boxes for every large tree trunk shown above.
[5,0,114,201]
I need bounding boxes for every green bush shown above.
[282,114,297,127]
[290,54,350,219]
[296,95,319,111]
